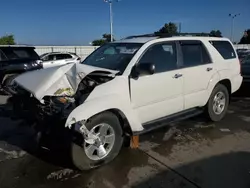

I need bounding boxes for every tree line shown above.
[0,24,249,46]
[91,22,250,46]
[0,35,15,45]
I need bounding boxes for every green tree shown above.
[239,29,250,44]
[155,22,178,36]
[92,39,107,46]
[209,30,222,37]
[92,33,115,46]
[0,35,15,45]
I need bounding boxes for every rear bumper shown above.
[231,74,243,93]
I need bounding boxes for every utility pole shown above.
[104,0,120,42]
[179,22,182,33]
[229,13,240,43]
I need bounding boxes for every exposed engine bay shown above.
[7,63,119,147]
[11,71,115,124]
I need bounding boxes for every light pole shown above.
[229,13,240,43]
[104,0,120,42]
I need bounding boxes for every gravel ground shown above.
[1,83,250,188]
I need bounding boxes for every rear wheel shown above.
[206,84,229,122]
[71,112,124,170]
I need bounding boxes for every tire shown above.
[3,74,18,95]
[71,112,124,170]
[206,84,229,122]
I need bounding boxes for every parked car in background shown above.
[0,45,42,94]
[11,34,242,170]
[241,54,250,82]
[237,49,250,62]
[40,52,81,68]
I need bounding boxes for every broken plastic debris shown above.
[220,128,231,132]
[54,88,74,96]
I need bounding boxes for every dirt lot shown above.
[1,83,250,188]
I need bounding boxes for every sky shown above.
[0,0,249,45]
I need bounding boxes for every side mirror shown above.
[131,63,155,79]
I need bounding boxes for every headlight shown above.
[24,60,42,69]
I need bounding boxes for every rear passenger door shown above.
[53,54,74,67]
[178,40,216,109]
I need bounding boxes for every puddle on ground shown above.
[140,105,250,157]
[0,146,164,188]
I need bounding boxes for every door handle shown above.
[173,73,183,79]
[207,67,213,72]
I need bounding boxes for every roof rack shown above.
[123,32,220,40]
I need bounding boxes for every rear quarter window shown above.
[209,40,236,60]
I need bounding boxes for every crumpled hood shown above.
[14,63,118,101]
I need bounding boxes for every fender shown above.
[206,71,220,102]
[205,69,233,104]
[65,94,144,132]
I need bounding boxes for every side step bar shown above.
[133,108,203,135]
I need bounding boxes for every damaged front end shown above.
[10,64,118,144]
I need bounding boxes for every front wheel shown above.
[3,74,18,95]
[206,84,229,122]
[71,112,124,170]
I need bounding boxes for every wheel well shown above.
[2,74,18,85]
[218,79,232,101]
[107,109,132,136]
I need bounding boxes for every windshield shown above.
[82,43,143,73]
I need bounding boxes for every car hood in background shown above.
[14,63,118,101]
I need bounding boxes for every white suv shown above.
[13,34,242,170]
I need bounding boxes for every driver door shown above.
[42,54,56,68]
[130,42,184,124]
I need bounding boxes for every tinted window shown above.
[56,54,72,60]
[0,50,7,61]
[139,42,177,73]
[1,48,39,60]
[210,41,236,59]
[242,55,250,64]
[48,55,55,61]
[180,41,211,67]
[42,54,54,61]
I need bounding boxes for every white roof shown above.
[115,36,230,44]
[114,37,158,43]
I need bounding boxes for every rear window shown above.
[0,50,7,61]
[209,41,236,60]
[1,48,39,60]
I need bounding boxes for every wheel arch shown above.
[65,95,143,133]
[218,79,232,103]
